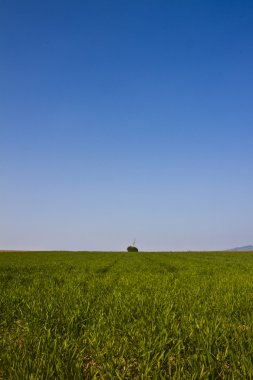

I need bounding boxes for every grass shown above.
[1,250,253,379]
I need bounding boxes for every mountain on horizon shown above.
[227,245,253,251]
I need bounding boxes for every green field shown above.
[1,251,253,379]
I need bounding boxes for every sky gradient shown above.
[1,0,253,251]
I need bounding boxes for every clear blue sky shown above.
[1,0,252,251]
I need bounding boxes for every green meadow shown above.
[1,251,253,379]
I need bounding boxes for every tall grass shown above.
[1,251,253,379]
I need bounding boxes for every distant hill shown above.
[227,245,253,251]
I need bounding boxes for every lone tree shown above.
[127,239,139,252]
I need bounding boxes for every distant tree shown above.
[127,239,139,252]
[127,246,138,252]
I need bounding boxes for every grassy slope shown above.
[1,251,253,379]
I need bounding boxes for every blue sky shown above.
[1,0,253,250]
